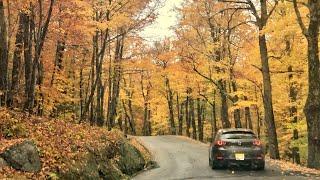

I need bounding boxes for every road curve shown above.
[133,136,311,180]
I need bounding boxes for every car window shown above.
[221,131,256,139]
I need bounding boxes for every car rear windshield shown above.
[221,131,256,139]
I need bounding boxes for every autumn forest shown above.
[0,0,320,176]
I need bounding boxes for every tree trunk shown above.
[190,97,196,140]
[142,101,151,136]
[122,76,135,135]
[143,103,149,135]
[128,95,136,135]
[88,33,97,124]
[292,0,320,168]
[211,94,217,139]
[259,34,280,159]
[25,0,55,113]
[258,0,280,160]
[244,96,253,129]
[231,81,242,128]
[254,87,262,138]
[79,57,84,121]
[36,56,44,116]
[148,106,152,135]
[96,49,104,126]
[27,38,38,112]
[0,0,8,106]
[107,33,123,130]
[197,98,204,142]
[121,100,128,135]
[96,80,105,127]
[197,98,201,140]
[8,12,24,107]
[23,12,32,110]
[141,73,151,136]
[186,88,191,137]
[108,69,121,129]
[97,29,109,127]
[288,66,300,164]
[106,42,112,128]
[165,77,176,135]
[218,80,231,128]
[177,95,183,135]
[304,21,320,168]
[122,99,135,135]
[50,40,65,86]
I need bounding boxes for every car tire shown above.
[211,160,219,169]
[257,164,265,170]
[253,162,265,171]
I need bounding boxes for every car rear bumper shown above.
[210,147,264,168]
[211,147,264,159]
[214,159,264,167]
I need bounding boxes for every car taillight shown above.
[253,139,262,146]
[256,154,264,160]
[215,140,226,147]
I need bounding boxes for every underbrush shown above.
[0,108,141,179]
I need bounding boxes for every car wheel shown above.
[256,164,265,170]
[211,160,219,169]
[253,162,265,171]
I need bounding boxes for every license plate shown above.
[235,153,245,160]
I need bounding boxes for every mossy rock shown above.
[117,141,145,175]
[0,157,8,169]
[98,160,128,180]
[60,148,127,180]
[60,160,127,180]
[60,139,146,179]
[0,140,41,172]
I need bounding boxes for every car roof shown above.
[217,128,254,134]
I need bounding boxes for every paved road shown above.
[133,136,314,180]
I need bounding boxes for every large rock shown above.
[60,149,127,180]
[60,140,146,179]
[0,140,41,172]
[60,139,147,179]
[117,141,145,175]
[0,157,8,169]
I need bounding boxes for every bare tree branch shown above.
[292,0,308,36]
[267,0,279,20]
[199,93,214,106]
[245,0,260,22]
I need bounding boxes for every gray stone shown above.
[60,140,147,179]
[60,150,128,180]
[0,140,41,172]
[0,157,8,169]
[117,141,146,175]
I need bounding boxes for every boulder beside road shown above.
[0,157,8,169]
[0,140,41,172]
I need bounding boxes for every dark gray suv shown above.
[209,128,265,170]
